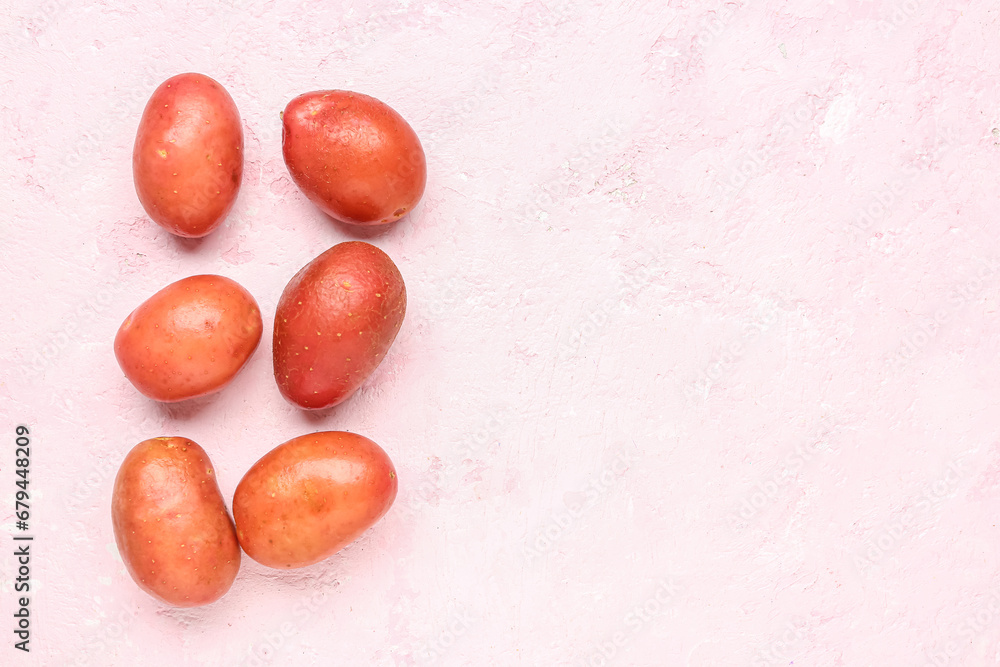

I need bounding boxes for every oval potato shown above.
[232,431,397,569]
[115,275,262,402]
[133,72,243,238]
[273,242,405,410]
[281,90,426,226]
[112,437,240,606]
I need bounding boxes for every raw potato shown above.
[282,90,426,226]
[233,431,398,568]
[112,437,240,607]
[115,275,262,402]
[273,242,405,410]
[133,72,243,238]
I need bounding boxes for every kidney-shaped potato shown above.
[115,274,262,402]
[233,431,397,569]
[112,437,240,607]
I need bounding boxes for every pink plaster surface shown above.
[3,1,1000,665]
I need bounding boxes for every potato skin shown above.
[133,73,243,238]
[233,431,397,569]
[112,437,240,607]
[281,90,426,226]
[115,275,263,402]
[273,242,405,410]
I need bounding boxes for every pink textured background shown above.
[3,1,1000,665]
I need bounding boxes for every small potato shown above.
[273,242,405,410]
[112,437,240,607]
[115,275,262,402]
[233,431,397,569]
[282,90,426,226]
[133,73,243,238]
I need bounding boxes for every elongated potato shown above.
[273,242,405,410]
[133,72,243,237]
[233,431,397,569]
[112,437,240,607]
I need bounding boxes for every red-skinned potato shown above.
[233,431,397,569]
[115,275,262,402]
[112,437,240,606]
[273,242,405,410]
[281,90,426,226]
[133,73,243,237]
